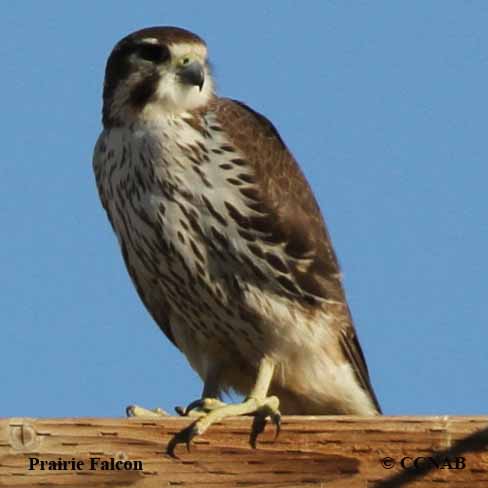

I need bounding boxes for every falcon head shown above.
[101,27,214,127]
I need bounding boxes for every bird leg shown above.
[167,357,281,456]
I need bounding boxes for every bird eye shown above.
[137,44,169,63]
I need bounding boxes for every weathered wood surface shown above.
[1,416,488,487]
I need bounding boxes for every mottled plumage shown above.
[93,27,380,427]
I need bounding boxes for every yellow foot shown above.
[126,405,169,418]
[167,395,281,457]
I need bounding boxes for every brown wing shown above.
[339,307,382,413]
[212,98,380,412]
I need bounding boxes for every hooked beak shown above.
[178,61,205,91]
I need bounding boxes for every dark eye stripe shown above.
[137,43,170,63]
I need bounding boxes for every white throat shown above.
[147,69,214,116]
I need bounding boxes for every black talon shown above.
[174,399,205,417]
[185,399,205,414]
[166,423,198,458]
[272,412,282,441]
[166,437,179,459]
[174,406,186,416]
[250,414,267,449]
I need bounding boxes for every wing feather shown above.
[212,98,380,411]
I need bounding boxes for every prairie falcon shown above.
[93,26,381,454]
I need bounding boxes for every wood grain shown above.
[1,416,487,487]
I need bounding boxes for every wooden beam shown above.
[1,416,487,487]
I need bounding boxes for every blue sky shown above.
[2,2,487,418]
